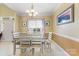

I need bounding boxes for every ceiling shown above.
[4,3,61,16]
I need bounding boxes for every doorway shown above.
[2,17,14,41]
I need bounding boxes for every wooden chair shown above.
[13,32,20,55]
[44,32,52,52]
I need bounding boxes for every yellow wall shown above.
[19,16,53,33]
[15,16,20,32]
[0,4,16,16]
[52,3,79,39]
[0,4,53,33]
[0,4,19,32]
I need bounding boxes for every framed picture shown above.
[57,4,74,25]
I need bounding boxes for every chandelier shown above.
[25,4,38,17]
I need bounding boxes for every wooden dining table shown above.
[13,34,48,55]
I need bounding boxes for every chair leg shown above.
[13,45,16,55]
[40,47,43,56]
[48,43,51,55]
[31,48,35,56]
[45,43,51,55]
[13,40,16,55]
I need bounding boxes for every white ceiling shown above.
[4,3,61,16]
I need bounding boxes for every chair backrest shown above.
[13,32,20,39]
[48,32,52,40]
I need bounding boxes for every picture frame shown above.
[57,4,74,25]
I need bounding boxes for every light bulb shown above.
[31,9,35,12]
[35,12,38,15]
[29,13,32,16]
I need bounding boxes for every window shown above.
[27,19,44,34]
[27,20,44,28]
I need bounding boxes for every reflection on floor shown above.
[0,41,54,56]
[0,41,13,56]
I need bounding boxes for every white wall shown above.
[56,20,79,38]
[0,17,3,33]
[54,4,79,40]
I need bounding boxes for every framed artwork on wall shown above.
[57,4,74,25]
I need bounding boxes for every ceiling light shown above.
[25,4,38,17]
[31,9,35,12]
[29,13,32,16]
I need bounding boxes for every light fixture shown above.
[25,4,38,17]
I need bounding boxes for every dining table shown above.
[13,33,48,55]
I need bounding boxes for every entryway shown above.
[1,17,14,41]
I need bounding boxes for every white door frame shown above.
[0,16,15,41]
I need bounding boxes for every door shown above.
[2,17,14,41]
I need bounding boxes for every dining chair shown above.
[19,33,31,56]
[29,34,43,56]
[13,32,30,56]
[13,32,20,55]
[44,32,52,54]
[30,41,42,56]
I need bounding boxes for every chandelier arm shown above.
[26,4,38,17]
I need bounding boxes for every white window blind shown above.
[27,20,44,28]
